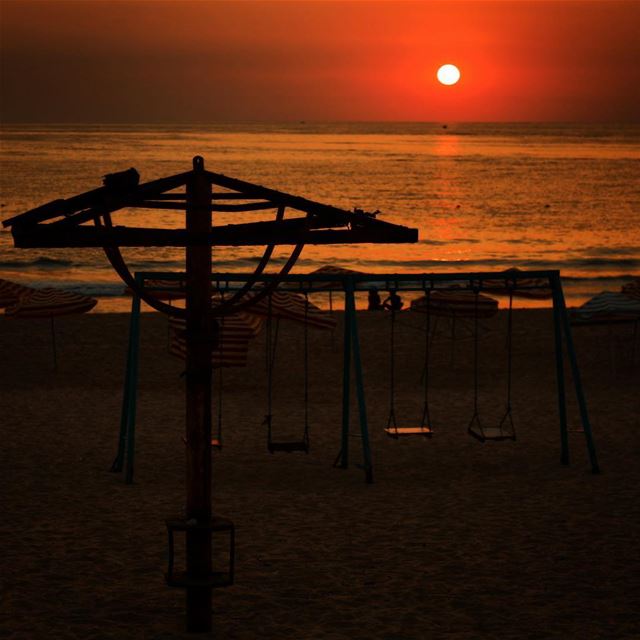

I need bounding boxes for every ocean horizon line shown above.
[3,119,640,125]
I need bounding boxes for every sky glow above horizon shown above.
[1,0,638,123]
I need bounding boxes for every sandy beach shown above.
[1,308,639,639]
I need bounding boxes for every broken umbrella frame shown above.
[2,156,418,634]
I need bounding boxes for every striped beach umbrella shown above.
[309,265,365,312]
[572,290,640,375]
[168,311,264,368]
[4,287,98,369]
[0,278,35,308]
[243,289,337,330]
[572,291,640,323]
[125,278,187,301]
[309,265,363,289]
[410,289,499,318]
[481,268,553,299]
[5,288,98,318]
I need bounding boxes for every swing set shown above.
[112,269,599,485]
[384,288,434,438]
[466,284,516,442]
[384,277,542,442]
[263,291,312,453]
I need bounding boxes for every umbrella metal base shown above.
[165,516,235,589]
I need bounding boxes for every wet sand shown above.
[1,309,639,639]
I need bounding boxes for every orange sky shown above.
[1,1,638,123]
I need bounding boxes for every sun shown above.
[437,64,461,86]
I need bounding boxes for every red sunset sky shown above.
[1,0,638,123]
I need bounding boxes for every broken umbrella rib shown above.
[128,200,279,212]
[150,192,273,201]
[3,163,418,248]
[2,170,192,229]
[2,168,379,230]
[11,218,417,248]
[204,169,385,224]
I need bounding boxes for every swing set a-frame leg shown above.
[551,273,600,474]
[350,289,373,483]
[335,282,373,483]
[112,285,141,483]
[335,286,353,471]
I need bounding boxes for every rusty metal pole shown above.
[185,156,213,632]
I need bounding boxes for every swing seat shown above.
[467,426,516,442]
[211,438,223,449]
[384,426,433,438]
[268,441,309,453]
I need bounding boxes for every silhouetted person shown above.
[383,290,403,312]
[368,287,382,311]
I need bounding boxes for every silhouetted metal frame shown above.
[115,268,599,488]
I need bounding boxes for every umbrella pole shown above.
[184,157,213,632]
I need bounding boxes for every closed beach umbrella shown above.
[4,287,98,369]
[481,267,553,299]
[0,278,35,308]
[168,311,263,368]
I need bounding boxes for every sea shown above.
[1,122,638,311]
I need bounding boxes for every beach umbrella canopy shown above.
[4,287,97,317]
[242,289,337,330]
[309,265,364,290]
[572,291,640,323]
[0,278,35,308]
[621,278,640,301]
[168,311,263,368]
[410,289,499,318]
[481,267,553,299]
[4,287,97,369]
[125,278,187,301]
